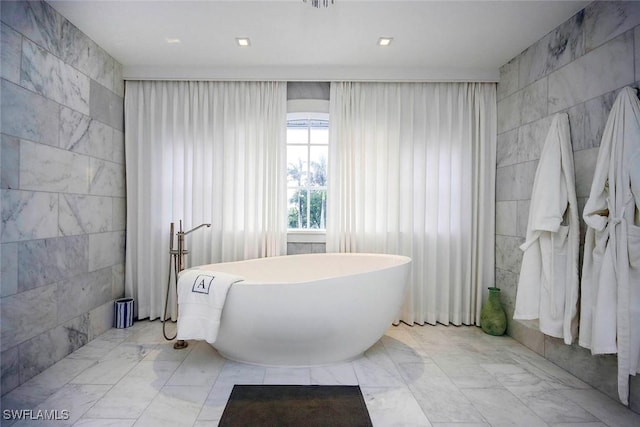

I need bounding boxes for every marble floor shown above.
[2,321,639,427]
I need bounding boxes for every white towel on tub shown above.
[176,269,244,344]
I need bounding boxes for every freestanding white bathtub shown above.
[195,253,411,366]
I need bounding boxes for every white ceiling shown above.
[48,0,590,82]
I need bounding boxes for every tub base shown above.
[216,348,366,368]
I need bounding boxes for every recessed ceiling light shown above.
[236,37,251,47]
[166,38,181,44]
[378,37,393,47]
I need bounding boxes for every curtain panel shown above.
[124,81,287,320]
[327,82,496,326]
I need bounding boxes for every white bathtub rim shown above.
[193,252,412,285]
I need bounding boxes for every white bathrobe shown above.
[513,113,580,345]
[579,86,640,405]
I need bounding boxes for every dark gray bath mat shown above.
[218,384,373,427]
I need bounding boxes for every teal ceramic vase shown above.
[480,287,507,336]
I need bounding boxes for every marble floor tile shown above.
[444,366,504,390]
[196,381,233,422]
[460,387,547,426]
[211,360,266,386]
[508,387,599,424]
[165,343,227,388]
[361,386,433,426]
[381,332,433,364]
[69,358,138,385]
[134,385,210,427]
[559,389,640,427]
[14,384,110,427]
[405,375,486,423]
[2,357,96,409]
[263,367,311,385]
[2,320,639,426]
[73,419,136,426]
[510,350,591,389]
[192,422,218,427]
[549,423,607,427]
[67,337,123,360]
[143,342,194,362]
[352,342,406,387]
[310,362,359,385]
[100,342,159,362]
[83,361,181,419]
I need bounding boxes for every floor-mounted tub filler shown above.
[176,253,411,366]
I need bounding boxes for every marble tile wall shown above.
[496,0,640,412]
[1,1,125,395]
[287,242,326,255]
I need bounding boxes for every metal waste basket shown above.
[114,298,134,328]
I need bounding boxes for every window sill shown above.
[287,230,326,243]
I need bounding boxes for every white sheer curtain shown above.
[125,81,287,320]
[327,82,496,325]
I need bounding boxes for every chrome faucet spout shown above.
[180,223,211,236]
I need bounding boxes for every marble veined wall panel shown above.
[1,23,22,84]
[518,10,585,89]
[112,197,126,231]
[585,1,640,52]
[548,31,634,114]
[1,79,59,147]
[18,314,89,384]
[0,0,64,57]
[567,89,618,152]
[1,189,58,243]
[19,140,89,193]
[520,78,548,126]
[112,263,125,300]
[0,0,125,395]
[112,130,125,164]
[113,62,124,98]
[60,109,115,161]
[2,134,20,189]
[495,201,517,236]
[21,38,90,115]
[517,116,554,164]
[1,347,20,394]
[88,301,114,341]
[17,235,89,292]
[0,283,58,352]
[88,231,125,272]
[497,90,521,134]
[90,80,124,131]
[495,161,538,202]
[59,194,112,236]
[1,243,18,297]
[496,128,518,168]
[59,106,91,154]
[497,57,518,101]
[61,20,115,92]
[56,268,112,324]
[89,158,125,197]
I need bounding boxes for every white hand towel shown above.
[176,269,244,344]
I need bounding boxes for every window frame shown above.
[286,100,329,242]
[286,111,329,232]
